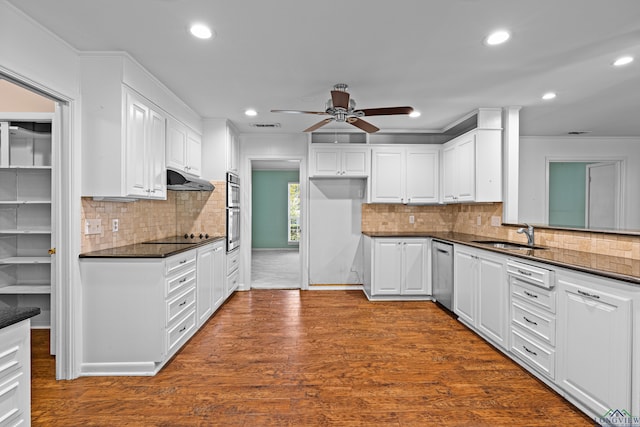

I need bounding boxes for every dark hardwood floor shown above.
[31,290,593,426]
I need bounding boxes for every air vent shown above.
[251,123,281,128]
[567,131,592,135]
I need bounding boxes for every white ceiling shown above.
[9,0,640,137]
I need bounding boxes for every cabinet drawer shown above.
[511,328,555,380]
[227,268,239,295]
[507,260,554,289]
[0,332,26,382]
[166,286,196,327]
[511,278,556,313]
[166,251,196,276]
[166,309,197,356]
[226,249,239,276]
[511,298,556,346]
[0,371,24,426]
[166,268,196,298]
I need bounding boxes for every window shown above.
[288,182,300,243]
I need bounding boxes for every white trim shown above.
[287,181,300,244]
[0,66,81,380]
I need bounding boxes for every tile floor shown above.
[251,248,301,288]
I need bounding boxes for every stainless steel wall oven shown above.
[226,172,240,252]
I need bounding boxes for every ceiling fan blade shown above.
[348,118,380,133]
[304,118,334,132]
[271,109,328,115]
[331,90,350,109]
[359,106,414,116]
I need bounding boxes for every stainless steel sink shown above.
[471,240,547,250]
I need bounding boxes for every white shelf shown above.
[0,257,51,264]
[0,200,51,204]
[0,166,52,170]
[0,228,52,234]
[0,284,51,294]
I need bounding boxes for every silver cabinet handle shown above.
[517,269,532,276]
[577,289,600,299]
[179,278,187,283]
[179,326,187,333]
[179,260,187,264]
[179,300,187,307]
[523,345,537,356]
[523,291,538,299]
[523,316,538,326]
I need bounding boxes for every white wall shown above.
[519,136,640,229]
[308,179,365,284]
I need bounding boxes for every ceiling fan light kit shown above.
[271,83,414,133]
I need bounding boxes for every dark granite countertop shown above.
[79,236,226,259]
[363,231,640,286]
[0,307,41,330]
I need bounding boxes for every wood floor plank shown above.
[31,290,593,426]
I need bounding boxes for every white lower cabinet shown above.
[225,249,240,297]
[0,319,31,426]
[363,237,431,299]
[557,272,634,419]
[196,241,225,327]
[81,240,233,376]
[453,245,508,349]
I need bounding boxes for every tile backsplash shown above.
[362,202,640,260]
[81,181,225,253]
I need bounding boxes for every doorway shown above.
[250,160,301,289]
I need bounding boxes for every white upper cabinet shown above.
[124,90,166,199]
[309,144,369,178]
[202,118,239,180]
[80,53,202,199]
[370,146,439,204]
[442,128,502,203]
[166,117,202,177]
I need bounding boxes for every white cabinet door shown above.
[124,89,166,199]
[442,134,475,202]
[558,276,632,416]
[186,131,202,177]
[226,125,239,173]
[455,135,476,201]
[454,248,476,324]
[406,148,439,204]
[370,148,404,203]
[166,120,187,172]
[196,245,214,326]
[125,92,149,197]
[212,244,225,309]
[373,240,402,295]
[310,148,341,176]
[341,148,368,176]
[476,254,507,348]
[402,240,427,294]
[149,109,167,199]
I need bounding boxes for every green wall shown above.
[252,170,299,248]
[549,162,589,228]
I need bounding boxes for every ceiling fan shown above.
[271,83,414,133]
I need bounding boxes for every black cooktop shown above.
[144,234,213,244]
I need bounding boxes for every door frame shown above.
[241,156,309,290]
[585,162,621,229]
[0,67,81,380]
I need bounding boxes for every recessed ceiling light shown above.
[190,24,213,40]
[409,110,421,118]
[542,92,557,100]
[245,109,258,117]
[613,56,634,67]
[485,30,511,46]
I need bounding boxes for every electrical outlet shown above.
[85,219,102,235]
[476,215,482,226]
[112,219,119,232]
[491,216,501,227]
[409,215,415,224]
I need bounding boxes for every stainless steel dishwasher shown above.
[432,240,454,312]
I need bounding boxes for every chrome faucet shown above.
[517,223,535,246]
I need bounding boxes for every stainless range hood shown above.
[166,168,215,191]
